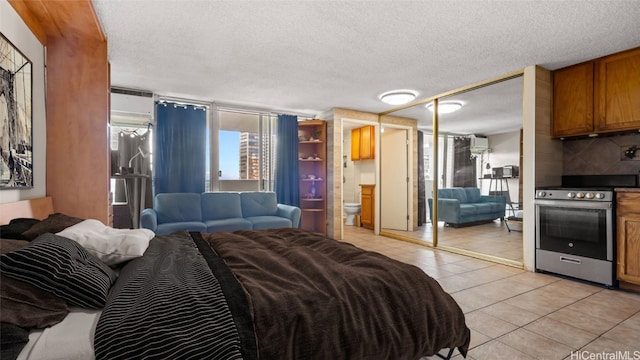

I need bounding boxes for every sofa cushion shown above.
[155,193,202,223]
[204,218,252,233]
[470,203,496,214]
[201,192,243,220]
[487,202,506,213]
[438,188,468,203]
[240,192,278,217]
[464,188,482,203]
[458,204,477,215]
[246,216,292,230]
[156,222,207,235]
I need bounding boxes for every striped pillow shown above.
[0,233,117,309]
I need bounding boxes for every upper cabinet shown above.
[351,125,375,161]
[552,47,640,138]
[553,62,594,137]
[595,48,640,133]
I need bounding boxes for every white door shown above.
[381,128,409,230]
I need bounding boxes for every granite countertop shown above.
[615,187,640,193]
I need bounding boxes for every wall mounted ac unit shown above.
[469,136,489,154]
[110,88,154,125]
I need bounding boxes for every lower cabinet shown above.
[360,184,375,230]
[617,190,640,289]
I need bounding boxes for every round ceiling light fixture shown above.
[426,101,463,114]
[379,90,417,105]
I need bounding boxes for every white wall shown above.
[357,160,376,185]
[483,130,520,205]
[0,0,46,203]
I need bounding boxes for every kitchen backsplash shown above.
[563,133,640,175]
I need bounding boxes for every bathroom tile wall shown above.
[563,133,640,176]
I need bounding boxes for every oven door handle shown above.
[534,199,611,210]
[560,256,581,265]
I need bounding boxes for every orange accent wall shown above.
[9,0,111,223]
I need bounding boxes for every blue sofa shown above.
[428,187,506,227]
[140,191,301,235]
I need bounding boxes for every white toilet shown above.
[344,203,361,226]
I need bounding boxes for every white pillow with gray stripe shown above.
[0,233,117,309]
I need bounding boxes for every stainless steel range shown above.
[535,175,639,287]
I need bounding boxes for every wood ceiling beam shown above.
[8,0,106,45]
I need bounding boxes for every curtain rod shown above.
[155,95,213,108]
[154,95,316,118]
[215,102,316,118]
[217,106,315,120]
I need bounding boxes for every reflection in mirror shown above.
[380,75,524,266]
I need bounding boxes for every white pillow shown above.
[57,219,154,266]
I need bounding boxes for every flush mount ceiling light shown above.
[379,90,417,105]
[426,101,463,114]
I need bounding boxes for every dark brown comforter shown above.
[200,228,470,359]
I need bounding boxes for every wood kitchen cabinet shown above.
[360,184,375,229]
[351,126,375,160]
[298,120,326,234]
[553,47,640,138]
[594,47,640,133]
[553,61,594,138]
[616,189,640,290]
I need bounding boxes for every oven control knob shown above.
[585,192,595,199]
[567,192,576,198]
[595,193,605,199]
[537,191,546,197]
[576,192,585,199]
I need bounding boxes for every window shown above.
[214,109,275,191]
[219,130,241,179]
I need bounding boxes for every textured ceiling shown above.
[91,0,640,135]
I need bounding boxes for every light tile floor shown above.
[341,226,640,360]
[383,220,523,263]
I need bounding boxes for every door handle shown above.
[560,256,581,265]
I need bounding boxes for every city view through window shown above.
[219,130,261,180]
[212,110,275,191]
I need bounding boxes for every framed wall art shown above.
[0,32,33,189]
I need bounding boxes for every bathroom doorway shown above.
[341,118,378,235]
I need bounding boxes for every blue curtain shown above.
[154,102,206,194]
[274,114,300,207]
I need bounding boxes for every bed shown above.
[0,197,470,360]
